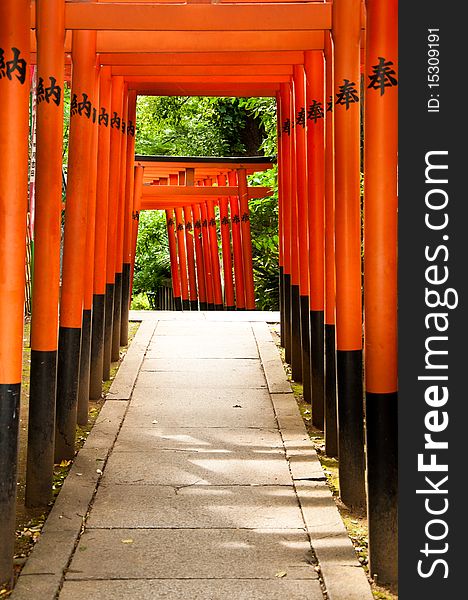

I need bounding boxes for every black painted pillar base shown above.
[226,305,236,311]
[112,272,122,362]
[182,299,190,311]
[300,296,311,403]
[90,294,105,400]
[310,310,325,429]
[174,296,182,311]
[279,266,285,347]
[77,309,92,426]
[336,349,366,510]
[26,351,57,508]
[55,326,82,462]
[120,263,131,346]
[214,303,224,311]
[283,273,292,363]
[366,391,398,584]
[199,301,208,311]
[0,383,20,586]
[324,324,338,457]
[236,307,245,311]
[190,300,199,311]
[290,284,302,382]
[103,283,114,381]
[207,303,215,311]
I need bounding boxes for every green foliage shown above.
[132,211,171,301]
[248,166,279,310]
[134,95,279,309]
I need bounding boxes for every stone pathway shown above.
[12,312,373,600]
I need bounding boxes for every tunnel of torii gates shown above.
[0,0,397,590]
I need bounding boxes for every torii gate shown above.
[0,0,397,589]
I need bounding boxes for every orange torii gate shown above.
[0,0,397,589]
[134,156,274,311]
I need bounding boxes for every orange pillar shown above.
[181,170,198,310]
[217,174,235,310]
[102,75,123,378]
[364,0,398,583]
[279,84,292,360]
[237,168,256,310]
[333,0,366,509]
[121,90,137,343]
[130,165,144,301]
[205,179,224,310]
[192,203,207,310]
[166,208,182,310]
[228,170,246,310]
[89,66,111,399]
[25,0,65,509]
[174,205,190,311]
[77,62,100,425]
[276,92,285,344]
[293,64,311,398]
[323,34,338,457]
[288,83,302,380]
[200,201,215,310]
[305,50,326,429]
[55,30,96,461]
[111,86,128,361]
[0,0,30,584]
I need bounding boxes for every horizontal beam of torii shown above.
[30,30,326,53]
[141,186,271,199]
[30,3,333,31]
[129,83,280,96]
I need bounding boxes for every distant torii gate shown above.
[133,156,273,312]
[0,0,397,589]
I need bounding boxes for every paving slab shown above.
[87,484,304,529]
[60,578,323,600]
[138,360,267,390]
[113,427,284,452]
[66,528,317,581]
[146,336,259,359]
[101,449,292,486]
[124,389,276,428]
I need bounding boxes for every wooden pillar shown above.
[174,206,190,311]
[237,168,256,310]
[102,75,123,378]
[305,50,326,430]
[130,165,144,302]
[293,64,311,399]
[192,203,207,310]
[276,92,285,345]
[288,84,302,380]
[181,171,198,310]
[55,30,96,461]
[323,34,339,457]
[279,84,292,361]
[217,174,235,310]
[26,0,65,509]
[0,0,30,584]
[228,170,246,310]
[166,207,182,310]
[364,0,398,583]
[121,91,137,344]
[89,66,111,399]
[200,201,215,310]
[205,179,224,310]
[333,0,366,509]
[112,86,128,361]
[77,62,99,425]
